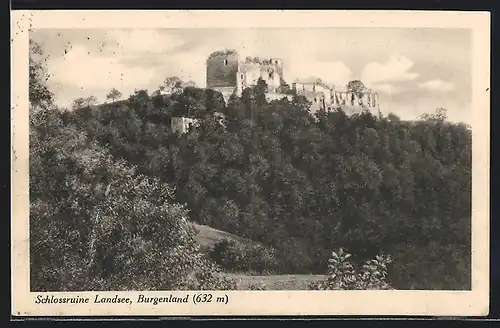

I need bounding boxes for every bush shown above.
[30,107,236,291]
[310,248,394,290]
[208,238,280,274]
[248,283,267,290]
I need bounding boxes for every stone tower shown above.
[206,50,287,99]
[206,50,240,94]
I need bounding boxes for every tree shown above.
[387,113,401,122]
[106,88,122,102]
[256,78,268,93]
[184,80,197,88]
[419,108,448,122]
[162,77,197,94]
[29,39,54,113]
[30,107,236,291]
[86,96,97,106]
[163,76,184,94]
[71,96,98,110]
[347,80,366,98]
[60,77,472,290]
[71,98,86,110]
[129,89,150,103]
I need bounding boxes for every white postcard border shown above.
[11,10,491,317]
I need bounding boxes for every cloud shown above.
[48,44,156,103]
[177,29,352,87]
[370,83,396,94]
[361,54,419,86]
[150,30,354,88]
[287,60,352,87]
[106,29,185,55]
[417,79,455,92]
[159,48,211,88]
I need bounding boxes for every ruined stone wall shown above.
[211,87,236,95]
[206,51,288,98]
[269,58,284,80]
[331,91,379,108]
[293,82,333,107]
[171,117,200,134]
[265,93,294,102]
[237,61,284,95]
[206,52,240,89]
[205,51,383,116]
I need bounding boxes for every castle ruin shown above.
[172,49,381,134]
[206,50,293,103]
[205,49,380,115]
[171,116,200,134]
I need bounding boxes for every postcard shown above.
[11,10,490,317]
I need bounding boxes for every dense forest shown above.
[29,41,471,291]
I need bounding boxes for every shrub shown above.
[248,283,267,290]
[30,107,235,291]
[310,248,394,290]
[208,238,280,274]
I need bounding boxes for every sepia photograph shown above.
[12,10,490,316]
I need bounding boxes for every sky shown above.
[31,28,472,123]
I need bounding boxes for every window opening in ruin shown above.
[224,59,228,66]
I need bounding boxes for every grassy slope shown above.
[192,223,255,253]
[220,273,326,290]
[192,222,326,290]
